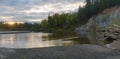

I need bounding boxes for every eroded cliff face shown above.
[76,6,120,33]
[75,6,120,50]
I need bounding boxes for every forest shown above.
[41,0,120,32]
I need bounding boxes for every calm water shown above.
[0,32,91,48]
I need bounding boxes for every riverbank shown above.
[1,44,120,59]
[0,31,31,34]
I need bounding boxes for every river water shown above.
[0,32,108,48]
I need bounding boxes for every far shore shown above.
[0,31,31,34]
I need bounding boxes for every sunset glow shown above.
[4,22,24,26]
[7,22,15,25]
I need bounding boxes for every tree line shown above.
[78,0,120,23]
[41,0,120,32]
[0,22,41,31]
[40,12,78,32]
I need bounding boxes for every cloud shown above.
[0,0,85,23]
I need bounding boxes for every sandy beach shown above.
[0,44,120,59]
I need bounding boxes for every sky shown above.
[0,0,85,23]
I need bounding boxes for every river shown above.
[0,32,90,48]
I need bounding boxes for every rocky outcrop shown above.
[75,6,120,50]
[76,6,120,33]
[75,6,120,39]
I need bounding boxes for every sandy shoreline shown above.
[0,44,120,59]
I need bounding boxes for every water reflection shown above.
[81,31,110,46]
[0,32,89,48]
[86,32,105,45]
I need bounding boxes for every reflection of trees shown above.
[45,32,78,40]
[41,32,91,46]
[87,32,104,45]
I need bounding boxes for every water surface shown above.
[0,32,90,48]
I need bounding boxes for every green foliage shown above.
[42,0,120,32]
[78,0,120,24]
[40,12,78,32]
